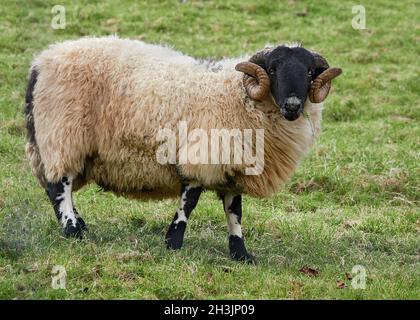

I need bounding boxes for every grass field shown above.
[0,0,419,299]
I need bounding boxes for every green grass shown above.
[0,0,419,299]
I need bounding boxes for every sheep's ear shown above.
[314,65,328,79]
[311,51,330,78]
[253,58,266,71]
[249,50,270,71]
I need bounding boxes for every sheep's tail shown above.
[25,67,48,189]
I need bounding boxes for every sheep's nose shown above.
[284,96,302,112]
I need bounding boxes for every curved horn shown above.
[309,52,342,103]
[309,67,342,103]
[235,48,272,101]
[235,62,270,101]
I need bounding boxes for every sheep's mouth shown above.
[271,95,304,121]
[281,95,305,121]
[280,107,303,121]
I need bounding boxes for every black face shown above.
[260,46,326,121]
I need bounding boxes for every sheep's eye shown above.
[269,68,275,75]
[308,70,313,78]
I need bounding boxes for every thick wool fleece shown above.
[27,36,323,199]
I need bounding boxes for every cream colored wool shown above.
[27,36,323,199]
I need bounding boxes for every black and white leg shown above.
[222,193,255,263]
[46,176,86,239]
[165,182,202,250]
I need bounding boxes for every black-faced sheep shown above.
[25,36,341,262]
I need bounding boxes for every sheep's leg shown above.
[165,183,202,250]
[46,176,86,239]
[222,194,255,263]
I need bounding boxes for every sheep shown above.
[25,36,341,262]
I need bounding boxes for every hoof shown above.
[165,237,183,250]
[165,233,184,250]
[229,235,256,264]
[165,222,186,250]
[232,252,256,265]
[63,219,84,239]
[77,217,88,231]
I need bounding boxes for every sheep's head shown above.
[235,45,342,121]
